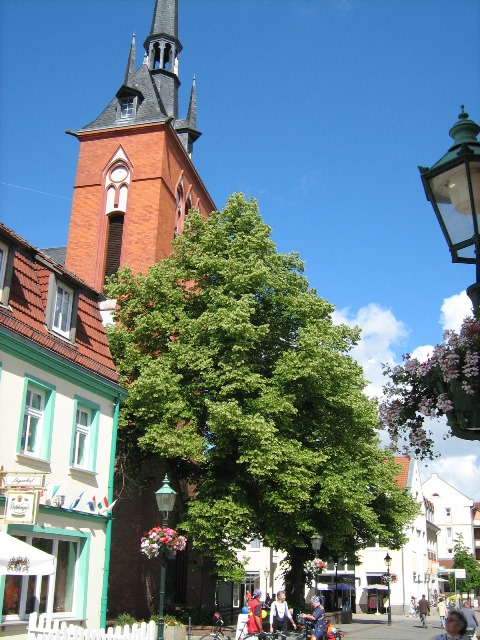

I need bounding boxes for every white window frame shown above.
[120,97,134,119]
[52,282,73,337]
[2,534,80,621]
[0,240,8,297]
[72,406,91,469]
[21,385,46,457]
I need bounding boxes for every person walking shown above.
[437,597,447,629]
[417,594,430,628]
[433,610,471,640]
[269,590,296,634]
[459,600,478,638]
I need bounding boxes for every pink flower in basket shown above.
[140,526,187,559]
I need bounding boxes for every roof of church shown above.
[76,0,199,152]
[0,223,121,386]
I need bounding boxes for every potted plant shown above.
[379,316,480,458]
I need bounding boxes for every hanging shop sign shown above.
[4,490,39,525]
[1,471,46,488]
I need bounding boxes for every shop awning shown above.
[0,532,56,576]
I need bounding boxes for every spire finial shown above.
[124,33,136,86]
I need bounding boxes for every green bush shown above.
[113,613,139,627]
[149,614,184,626]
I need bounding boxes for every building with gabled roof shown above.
[0,223,125,637]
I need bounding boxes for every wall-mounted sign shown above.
[4,491,39,525]
[2,472,46,488]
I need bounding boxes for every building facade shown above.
[422,473,475,571]
[0,224,124,637]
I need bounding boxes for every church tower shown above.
[65,0,215,291]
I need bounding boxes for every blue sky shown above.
[1,0,479,498]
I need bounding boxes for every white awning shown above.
[0,532,56,576]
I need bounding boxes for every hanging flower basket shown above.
[380,573,397,584]
[140,527,187,559]
[379,316,480,457]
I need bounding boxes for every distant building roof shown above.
[41,246,66,265]
[393,456,411,489]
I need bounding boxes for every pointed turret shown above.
[144,0,182,118]
[175,76,201,158]
[124,34,136,86]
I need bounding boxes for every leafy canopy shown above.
[106,194,418,581]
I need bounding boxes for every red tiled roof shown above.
[0,223,120,385]
[393,456,411,488]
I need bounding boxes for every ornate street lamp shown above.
[384,553,392,627]
[155,475,177,640]
[419,106,480,311]
[310,534,323,596]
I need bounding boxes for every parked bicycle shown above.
[199,614,233,640]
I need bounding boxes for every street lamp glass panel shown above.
[429,165,478,247]
[155,476,177,514]
[311,534,323,552]
[384,553,392,569]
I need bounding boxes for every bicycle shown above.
[199,616,233,640]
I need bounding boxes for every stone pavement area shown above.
[328,613,479,639]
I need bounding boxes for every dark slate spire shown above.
[77,0,201,158]
[186,75,197,128]
[144,0,182,118]
[150,0,178,38]
[124,34,136,86]
[175,76,201,158]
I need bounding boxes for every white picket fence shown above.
[27,613,158,640]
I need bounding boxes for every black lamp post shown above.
[419,106,480,312]
[384,553,392,627]
[155,475,177,640]
[310,534,323,596]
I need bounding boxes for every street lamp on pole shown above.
[419,107,480,312]
[264,568,270,598]
[155,475,177,640]
[310,534,323,597]
[384,553,392,627]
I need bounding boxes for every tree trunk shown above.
[285,550,308,615]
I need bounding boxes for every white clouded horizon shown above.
[333,291,480,500]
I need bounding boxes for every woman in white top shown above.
[433,610,471,640]
[270,591,296,634]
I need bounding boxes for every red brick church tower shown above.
[65,0,215,291]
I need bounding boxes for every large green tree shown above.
[106,194,418,605]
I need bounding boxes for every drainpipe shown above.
[100,395,122,628]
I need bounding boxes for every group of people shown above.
[414,593,478,639]
[246,589,327,639]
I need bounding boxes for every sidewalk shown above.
[332,612,479,639]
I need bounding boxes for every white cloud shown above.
[440,290,472,332]
[332,303,408,397]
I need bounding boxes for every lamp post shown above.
[264,568,270,599]
[419,107,480,312]
[384,553,392,627]
[424,572,431,602]
[334,562,338,611]
[155,475,177,640]
[310,534,323,596]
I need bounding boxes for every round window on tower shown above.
[110,165,128,183]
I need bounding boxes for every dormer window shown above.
[46,274,78,341]
[0,239,14,306]
[120,97,134,119]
